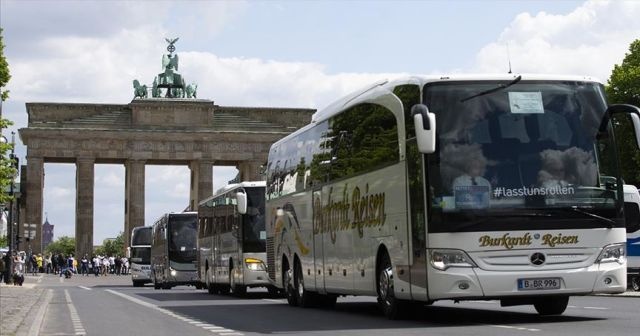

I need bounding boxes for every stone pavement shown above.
[0,275,48,336]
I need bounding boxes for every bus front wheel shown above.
[533,296,569,315]
[377,253,408,319]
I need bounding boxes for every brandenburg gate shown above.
[18,39,313,257]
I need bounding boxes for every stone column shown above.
[125,160,145,250]
[25,157,44,254]
[75,157,94,259]
[189,160,213,211]
[238,160,263,182]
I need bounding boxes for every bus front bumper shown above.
[427,262,626,301]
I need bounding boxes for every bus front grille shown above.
[266,237,275,280]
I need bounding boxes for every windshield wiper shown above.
[460,75,522,102]
[565,206,616,229]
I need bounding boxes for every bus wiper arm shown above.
[460,75,522,102]
[567,206,616,229]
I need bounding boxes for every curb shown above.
[13,288,50,336]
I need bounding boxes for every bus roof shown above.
[199,181,266,205]
[308,73,602,125]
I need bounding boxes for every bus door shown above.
[407,136,429,301]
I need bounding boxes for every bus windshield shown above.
[131,227,152,246]
[424,80,623,232]
[130,246,150,264]
[243,187,266,252]
[168,214,197,270]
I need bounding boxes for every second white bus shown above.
[130,226,152,287]
[150,212,199,289]
[197,181,276,295]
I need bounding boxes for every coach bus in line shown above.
[624,184,640,291]
[265,74,640,319]
[130,226,152,287]
[197,181,277,295]
[150,212,200,289]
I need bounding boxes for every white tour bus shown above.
[265,74,640,319]
[624,184,640,291]
[150,212,200,289]
[130,226,152,287]
[197,181,276,295]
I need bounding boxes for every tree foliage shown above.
[44,236,76,256]
[95,231,125,257]
[1,27,15,205]
[606,39,640,186]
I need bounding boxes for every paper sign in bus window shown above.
[509,92,544,114]
[455,185,490,209]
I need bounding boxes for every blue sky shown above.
[1,0,639,245]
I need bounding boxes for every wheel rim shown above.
[379,266,393,306]
[296,267,304,298]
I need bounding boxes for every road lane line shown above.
[105,289,243,335]
[492,325,540,332]
[78,286,92,290]
[65,290,87,335]
[583,306,609,310]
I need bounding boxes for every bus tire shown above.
[533,296,569,315]
[283,259,297,306]
[632,276,640,291]
[206,270,216,295]
[229,265,246,296]
[377,252,407,319]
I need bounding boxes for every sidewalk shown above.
[0,275,48,336]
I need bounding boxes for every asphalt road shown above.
[9,273,640,336]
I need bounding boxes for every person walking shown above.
[81,255,89,276]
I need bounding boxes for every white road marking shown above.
[492,325,540,332]
[65,290,87,335]
[583,306,609,310]
[78,286,92,290]
[105,290,244,335]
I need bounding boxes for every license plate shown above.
[517,277,561,290]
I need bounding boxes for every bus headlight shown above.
[244,258,266,271]
[596,243,626,265]
[429,249,477,271]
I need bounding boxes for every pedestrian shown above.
[13,253,25,285]
[115,256,122,275]
[2,252,11,284]
[37,254,43,273]
[93,255,100,277]
[81,255,89,276]
[0,252,5,283]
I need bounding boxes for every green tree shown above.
[1,28,16,205]
[45,236,76,256]
[606,39,640,186]
[0,234,7,247]
[95,231,125,257]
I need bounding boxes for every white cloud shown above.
[473,0,640,81]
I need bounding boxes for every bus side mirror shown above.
[631,113,640,150]
[600,104,640,149]
[411,104,436,154]
[237,191,247,215]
